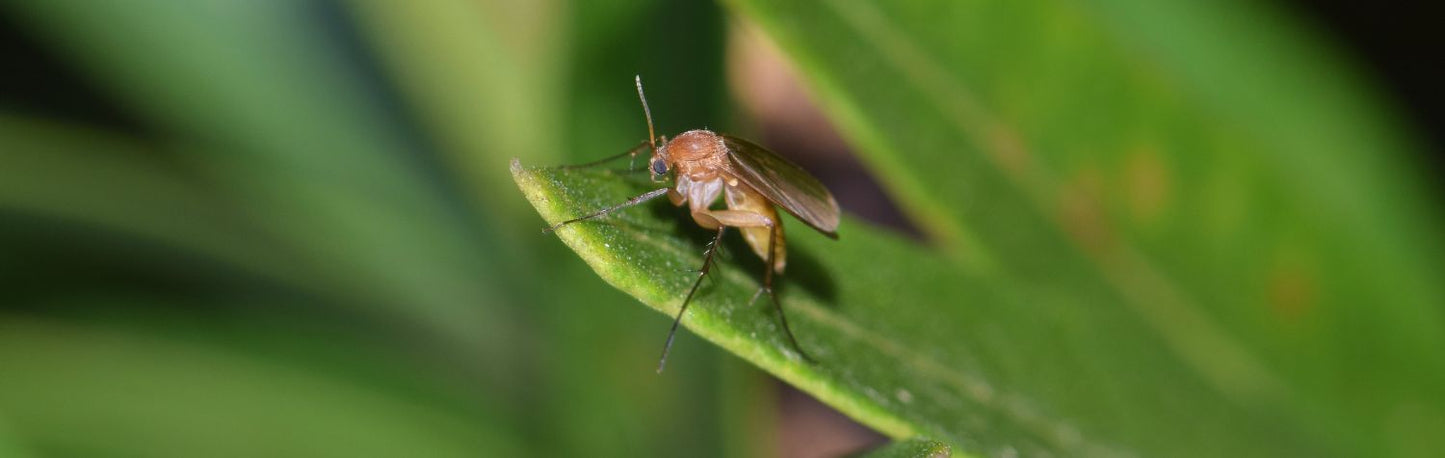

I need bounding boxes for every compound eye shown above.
[650,158,668,175]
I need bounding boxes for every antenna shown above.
[635,75,657,151]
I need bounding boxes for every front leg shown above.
[558,140,651,170]
[544,188,669,233]
[658,226,727,373]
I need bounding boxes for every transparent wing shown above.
[723,134,840,237]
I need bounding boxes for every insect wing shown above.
[722,135,840,237]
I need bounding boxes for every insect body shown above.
[547,76,840,372]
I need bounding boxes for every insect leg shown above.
[758,224,813,363]
[544,187,669,233]
[558,140,651,171]
[658,226,728,373]
[696,209,811,362]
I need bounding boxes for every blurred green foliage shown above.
[0,0,771,457]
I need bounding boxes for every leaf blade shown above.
[514,160,1149,455]
[729,0,1445,455]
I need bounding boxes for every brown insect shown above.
[546,76,840,372]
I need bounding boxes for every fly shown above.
[546,76,840,372]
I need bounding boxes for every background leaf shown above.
[1,1,764,456]
[857,438,951,458]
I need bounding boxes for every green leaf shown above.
[514,0,1445,453]
[856,438,951,458]
[0,116,307,286]
[0,315,521,457]
[5,0,512,348]
[725,0,1445,455]
[346,0,567,221]
[0,421,36,458]
[514,160,1085,455]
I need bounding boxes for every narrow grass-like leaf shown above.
[0,117,302,285]
[856,438,951,458]
[5,0,512,350]
[346,0,566,220]
[0,315,520,457]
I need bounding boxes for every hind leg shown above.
[749,222,812,362]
